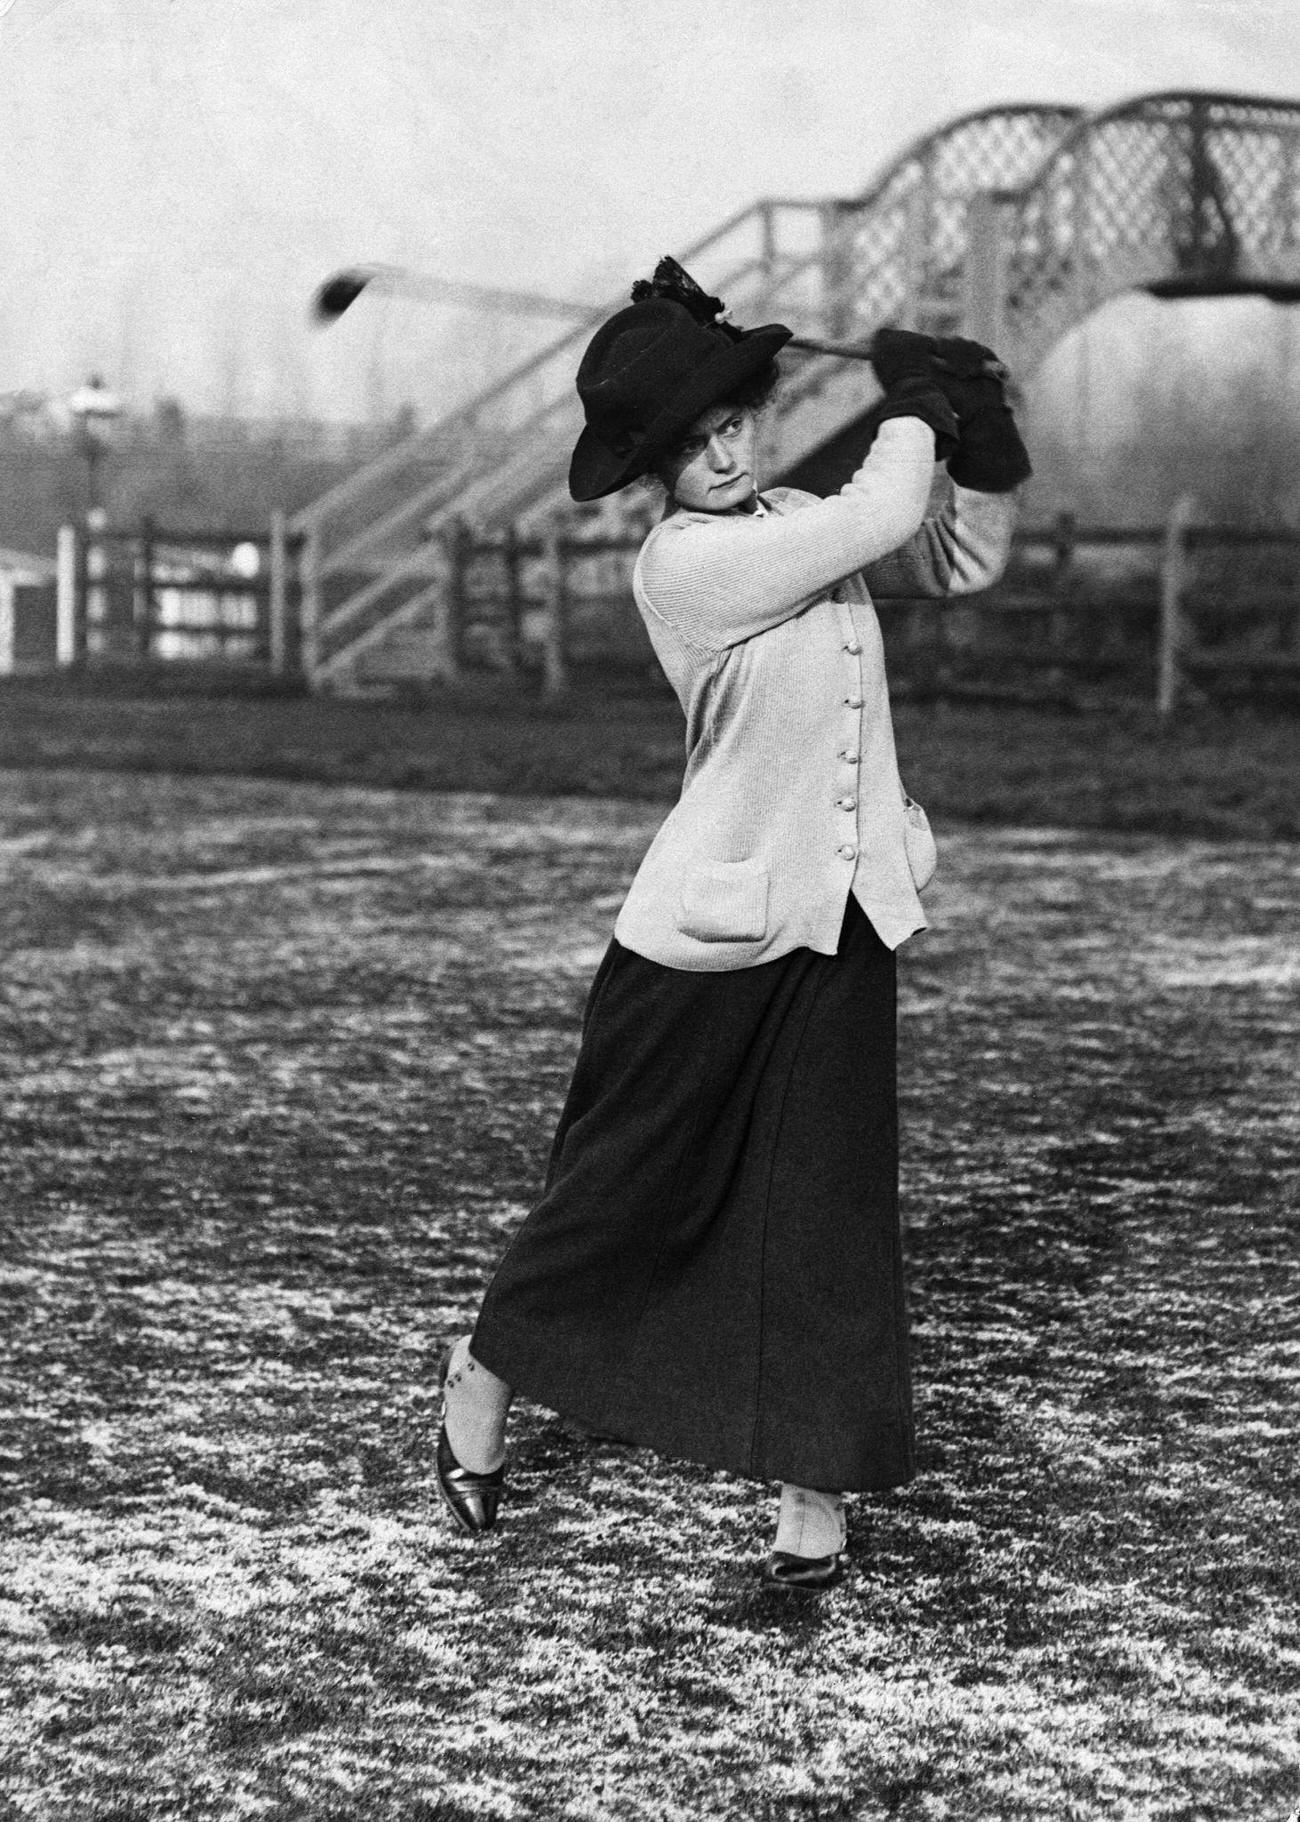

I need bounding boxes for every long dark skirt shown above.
[469,892,913,1492]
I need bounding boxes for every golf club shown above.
[312,264,1009,391]
[311,263,886,363]
[312,266,603,327]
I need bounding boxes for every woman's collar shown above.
[661,490,773,524]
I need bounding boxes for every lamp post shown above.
[67,376,123,657]
[67,374,123,518]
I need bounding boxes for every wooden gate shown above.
[57,515,302,675]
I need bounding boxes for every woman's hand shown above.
[858,379,959,461]
[848,328,958,459]
[868,327,1031,493]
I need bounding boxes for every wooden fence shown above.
[47,499,1300,712]
[54,514,302,675]
[408,497,1300,713]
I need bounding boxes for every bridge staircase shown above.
[290,91,1300,693]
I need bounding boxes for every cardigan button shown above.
[844,694,863,709]
[836,796,858,811]
[837,842,857,860]
[843,640,862,655]
[840,749,860,764]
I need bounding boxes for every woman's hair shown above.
[641,358,783,494]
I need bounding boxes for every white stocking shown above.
[774,1484,846,1558]
[442,1335,511,1475]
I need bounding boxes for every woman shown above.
[436,260,1023,1591]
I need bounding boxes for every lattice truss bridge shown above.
[291,89,1300,691]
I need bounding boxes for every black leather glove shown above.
[929,343,1031,490]
[858,375,959,461]
[946,405,1032,492]
[872,328,1032,492]
[867,326,947,390]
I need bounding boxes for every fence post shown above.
[538,518,570,698]
[84,507,109,657]
[1158,494,1195,716]
[135,515,155,661]
[1052,509,1076,579]
[448,519,470,677]
[56,524,80,666]
[410,521,462,686]
[501,521,523,676]
[299,524,322,686]
[268,510,289,675]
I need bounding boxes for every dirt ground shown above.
[1,769,1297,1821]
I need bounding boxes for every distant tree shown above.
[154,398,187,446]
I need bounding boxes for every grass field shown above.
[1,767,1298,1821]
[1,674,1298,839]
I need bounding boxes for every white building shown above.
[0,547,59,675]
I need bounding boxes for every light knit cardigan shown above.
[613,416,1017,971]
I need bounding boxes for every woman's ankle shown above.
[773,1485,846,1558]
[443,1337,512,1475]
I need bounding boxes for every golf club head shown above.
[313,269,377,324]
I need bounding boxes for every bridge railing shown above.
[290,90,1300,691]
[981,91,1300,369]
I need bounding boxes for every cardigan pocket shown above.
[677,856,770,942]
[902,796,937,892]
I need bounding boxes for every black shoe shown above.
[435,1425,505,1536]
[759,1549,847,1593]
[435,1343,506,1536]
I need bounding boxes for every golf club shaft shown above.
[315,267,879,363]
[787,335,874,362]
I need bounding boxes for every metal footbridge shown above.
[290,89,1300,691]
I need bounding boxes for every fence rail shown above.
[41,499,1300,712]
[340,496,1299,711]
[55,515,303,674]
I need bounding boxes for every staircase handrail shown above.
[306,245,826,577]
[288,200,827,535]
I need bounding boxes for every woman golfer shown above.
[436,260,1022,1590]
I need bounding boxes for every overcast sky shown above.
[1,0,1297,420]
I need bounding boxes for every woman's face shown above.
[660,403,759,513]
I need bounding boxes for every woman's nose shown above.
[706,435,733,470]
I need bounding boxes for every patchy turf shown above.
[2,675,1299,839]
[0,769,1296,1822]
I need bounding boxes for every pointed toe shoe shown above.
[435,1423,505,1536]
[435,1340,506,1536]
[759,1549,847,1593]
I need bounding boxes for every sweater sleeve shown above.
[637,416,937,651]
[862,474,1018,599]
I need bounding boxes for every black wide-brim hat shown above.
[569,295,791,502]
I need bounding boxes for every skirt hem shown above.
[469,1325,916,1494]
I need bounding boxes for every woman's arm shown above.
[862,475,1017,599]
[638,417,936,651]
